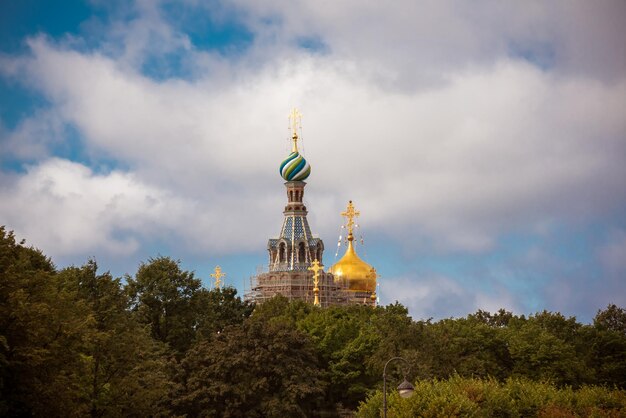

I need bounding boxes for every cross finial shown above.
[210,265,226,288]
[308,259,323,307]
[288,108,302,153]
[341,200,360,237]
[308,259,323,278]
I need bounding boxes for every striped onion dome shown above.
[279,151,311,181]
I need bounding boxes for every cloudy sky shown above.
[1,0,625,322]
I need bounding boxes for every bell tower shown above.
[267,180,324,272]
[246,109,346,306]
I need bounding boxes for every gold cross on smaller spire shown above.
[308,259,323,279]
[341,200,360,237]
[210,265,226,289]
[288,108,302,152]
[308,259,323,307]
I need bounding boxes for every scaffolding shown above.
[244,269,350,307]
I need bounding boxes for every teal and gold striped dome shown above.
[279,151,311,181]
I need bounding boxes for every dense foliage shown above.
[1,226,625,417]
[357,376,626,417]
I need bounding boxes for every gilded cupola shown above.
[329,201,377,295]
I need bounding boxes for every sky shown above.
[1,0,625,322]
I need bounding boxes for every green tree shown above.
[195,286,254,341]
[585,305,626,388]
[594,304,626,335]
[368,303,418,369]
[58,261,171,417]
[126,256,207,354]
[469,308,514,327]
[413,315,512,381]
[297,304,380,410]
[248,295,313,327]
[507,319,587,386]
[356,376,626,418]
[170,320,325,417]
[0,227,88,416]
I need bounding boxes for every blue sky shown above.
[1,0,625,322]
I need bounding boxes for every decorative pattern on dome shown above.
[280,152,311,181]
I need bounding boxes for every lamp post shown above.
[382,356,414,418]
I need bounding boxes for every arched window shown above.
[298,242,306,263]
[279,243,286,263]
[316,243,323,263]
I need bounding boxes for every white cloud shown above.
[0,110,66,161]
[233,0,626,83]
[380,275,520,320]
[2,33,625,257]
[0,158,186,256]
[0,1,625,319]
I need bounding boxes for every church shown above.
[245,110,378,307]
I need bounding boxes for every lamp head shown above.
[397,378,415,398]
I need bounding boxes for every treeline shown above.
[1,226,625,417]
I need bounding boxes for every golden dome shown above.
[330,200,377,293]
[329,235,377,292]
[329,235,376,292]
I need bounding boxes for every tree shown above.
[248,295,312,326]
[296,305,381,410]
[369,303,418,367]
[415,316,512,381]
[0,227,88,416]
[58,261,170,417]
[594,304,626,335]
[170,320,325,417]
[356,376,626,418]
[195,286,254,341]
[469,308,513,327]
[588,304,626,388]
[126,256,206,354]
[1,230,172,417]
[507,319,587,386]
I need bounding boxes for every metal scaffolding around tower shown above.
[245,109,376,308]
[245,270,350,307]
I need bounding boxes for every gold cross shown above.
[341,200,360,236]
[308,259,323,283]
[288,108,302,152]
[308,259,323,307]
[210,265,226,288]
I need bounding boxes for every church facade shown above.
[245,110,377,307]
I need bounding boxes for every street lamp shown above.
[382,356,415,417]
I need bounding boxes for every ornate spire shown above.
[289,108,302,152]
[271,110,321,272]
[341,200,360,240]
[210,265,226,288]
[308,259,323,306]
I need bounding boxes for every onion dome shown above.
[280,151,311,181]
[281,108,311,181]
[329,200,377,293]
[329,236,377,292]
